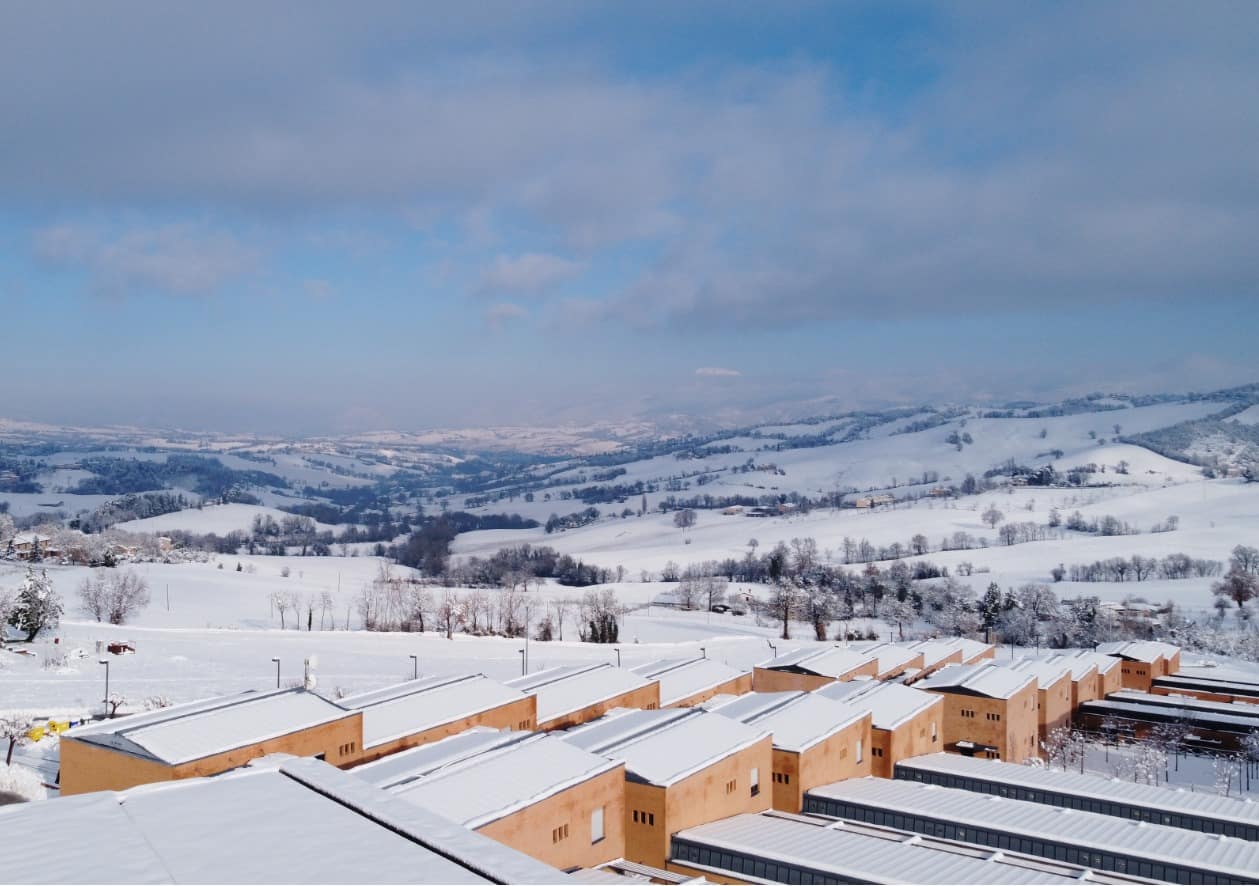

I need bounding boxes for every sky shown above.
[2,1,1257,435]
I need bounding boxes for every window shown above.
[773,772,792,785]
[961,709,975,718]
[750,767,760,797]
[931,722,938,742]
[986,712,1001,721]
[856,740,863,763]
[591,807,604,843]
[872,747,884,757]
[552,823,569,843]
[725,778,737,794]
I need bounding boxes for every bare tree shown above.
[271,591,292,629]
[769,578,803,640]
[673,509,697,532]
[1,714,33,766]
[982,506,1004,529]
[436,590,463,639]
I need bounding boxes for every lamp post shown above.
[99,659,110,718]
[700,646,707,659]
[518,648,526,676]
[409,655,418,680]
[271,657,281,688]
[614,648,621,667]
[767,639,777,657]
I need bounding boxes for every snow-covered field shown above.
[114,503,342,536]
[3,394,1259,793]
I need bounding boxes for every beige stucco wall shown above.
[537,682,661,732]
[667,672,753,709]
[352,695,536,764]
[477,763,625,871]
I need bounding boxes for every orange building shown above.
[708,690,871,812]
[353,728,625,872]
[630,658,752,708]
[847,643,925,680]
[814,680,943,777]
[564,707,773,868]
[1096,641,1181,691]
[59,688,363,795]
[915,663,1039,763]
[1007,659,1073,742]
[509,664,660,731]
[337,673,535,763]
[753,646,879,692]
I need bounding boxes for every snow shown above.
[67,688,354,765]
[709,691,867,752]
[813,680,942,730]
[115,502,341,536]
[916,662,1036,700]
[629,657,746,706]
[338,674,530,748]
[0,762,46,802]
[507,663,656,724]
[808,776,1259,880]
[383,732,619,829]
[0,757,565,884]
[562,707,768,787]
[676,811,1098,885]
[760,645,877,679]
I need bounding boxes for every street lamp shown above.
[271,657,281,689]
[409,655,418,680]
[614,648,621,667]
[700,646,707,659]
[518,648,526,676]
[99,659,110,718]
[767,640,777,657]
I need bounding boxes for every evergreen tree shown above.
[9,567,63,642]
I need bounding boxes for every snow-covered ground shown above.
[114,503,342,536]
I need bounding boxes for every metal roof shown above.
[708,691,869,752]
[1155,674,1259,697]
[629,657,747,706]
[916,663,1036,700]
[64,688,355,765]
[807,777,1259,880]
[507,663,656,724]
[759,645,877,678]
[673,811,1148,885]
[1079,698,1259,732]
[813,680,942,730]
[338,673,528,748]
[1096,641,1180,663]
[563,707,769,787]
[896,753,1259,828]
[383,732,621,829]
[1107,689,1259,719]
[0,757,567,884]
[1008,658,1072,687]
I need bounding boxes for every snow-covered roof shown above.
[896,753,1259,830]
[759,645,876,679]
[844,642,921,675]
[708,691,868,752]
[806,777,1259,881]
[907,638,967,669]
[1008,658,1072,688]
[813,680,942,730]
[629,657,747,706]
[915,663,1035,700]
[673,811,1125,885]
[337,673,528,748]
[1080,698,1259,731]
[374,731,621,829]
[563,707,769,787]
[1096,640,1179,663]
[352,727,507,787]
[1108,689,1259,720]
[507,663,656,724]
[0,757,567,884]
[1041,651,1107,681]
[65,688,356,765]
[1155,673,1259,696]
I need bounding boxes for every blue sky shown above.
[2,1,1256,434]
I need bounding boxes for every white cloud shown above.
[483,301,529,330]
[478,252,583,295]
[33,223,257,297]
[695,367,741,377]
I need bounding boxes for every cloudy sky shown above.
[2,1,1257,434]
